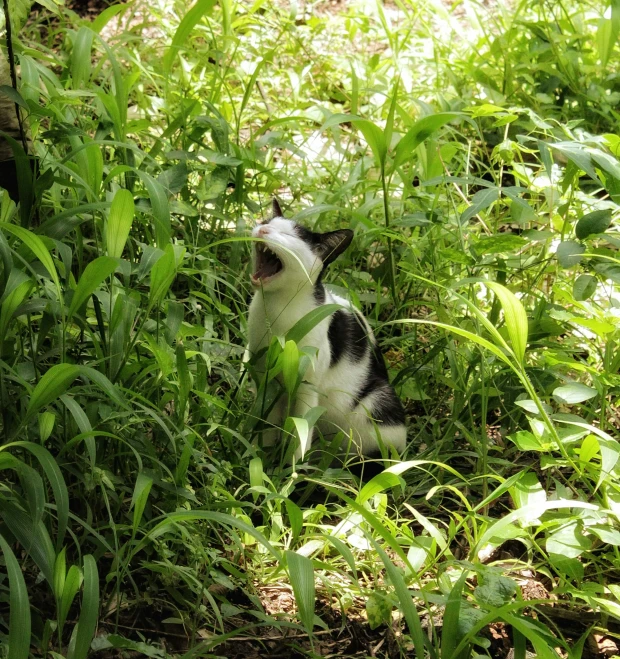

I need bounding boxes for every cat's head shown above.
[251,199,353,292]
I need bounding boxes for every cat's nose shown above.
[256,225,270,237]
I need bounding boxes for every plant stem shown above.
[2,0,28,154]
[381,170,397,304]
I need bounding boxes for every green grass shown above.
[1,0,620,657]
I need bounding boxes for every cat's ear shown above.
[315,229,354,268]
[272,198,283,217]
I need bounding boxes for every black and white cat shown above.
[246,200,406,461]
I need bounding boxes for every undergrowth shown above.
[1,0,620,657]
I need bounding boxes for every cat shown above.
[246,199,407,462]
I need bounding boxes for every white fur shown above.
[246,218,406,460]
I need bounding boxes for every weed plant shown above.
[1,0,620,657]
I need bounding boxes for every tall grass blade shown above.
[163,0,217,78]
[0,222,61,291]
[441,571,468,659]
[371,540,429,659]
[486,282,528,363]
[68,255,117,319]
[105,189,135,259]
[285,550,315,636]
[68,555,99,659]
[26,364,80,419]
[0,534,31,659]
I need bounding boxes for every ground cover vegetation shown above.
[1,0,620,656]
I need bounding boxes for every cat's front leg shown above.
[292,382,319,461]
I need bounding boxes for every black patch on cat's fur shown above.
[313,282,326,305]
[355,345,406,426]
[371,388,407,426]
[316,229,354,268]
[272,198,283,217]
[328,310,368,366]
[294,224,315,244]
[328,311,347,365]
[293,225,353,270]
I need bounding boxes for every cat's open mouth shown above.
[252,243,283,285]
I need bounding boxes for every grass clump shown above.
[1,0,620,657]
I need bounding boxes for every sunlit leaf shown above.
[285,551,315,634]
[0,535,31,659]
[106,189,135,259]
[575,209,612,239]
[553,383,598,404]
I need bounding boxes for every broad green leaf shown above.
[285,550,315,635]
[136,171,171,248]
[19,463,45,528]
[282,340,299,396]
[291,416,310,458]
[26,364,80,419]
[149,244,177,305]
[357,471,403,504]
[553,383,597,404]
[106,189,134,258]
[175,344,190,419]
[556,241,585,268]
[78,366,127,409]
[72,27,94,87]
[0,84,28,110]
[38,411,55,442]
[0,278,33,343]
[555,418,620,490]
[84,142,103,200]
[0,223,60,291]
[474,570,517,608]
[461,187,500,224]
[286,303,341,344]
[249,457,263,498]
[68,555,99,659]
[353,119,387,169]
[2,441,70,548]
[475,500,599,555]
[131,472,153,535]
[90,3,125,32]
[598,1,620,69]
[0,534,31,659]
[551,143,602,184]
[507,430,550,452]
[475,234,527,255]
[372,541,426,659]
[0,503,55,584]
[53,547,67,602]
[140,510,280,561]
[502,614,562,659]
[441,571,468,659]
[487,282,528,363]
[284,498,303,543]
[163,0,217,77]
[546,521,592,559]
[393,112,461,169]
[68,256,117,318]
[572,317,616,335]
[61,394,94,465]
[573,274,597,301]
[590,525,620,545]
[59,565,83,637]
[366,592,392,630]
[575,209,612,240]
[511,472,546,522]
[90,634,168,657]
